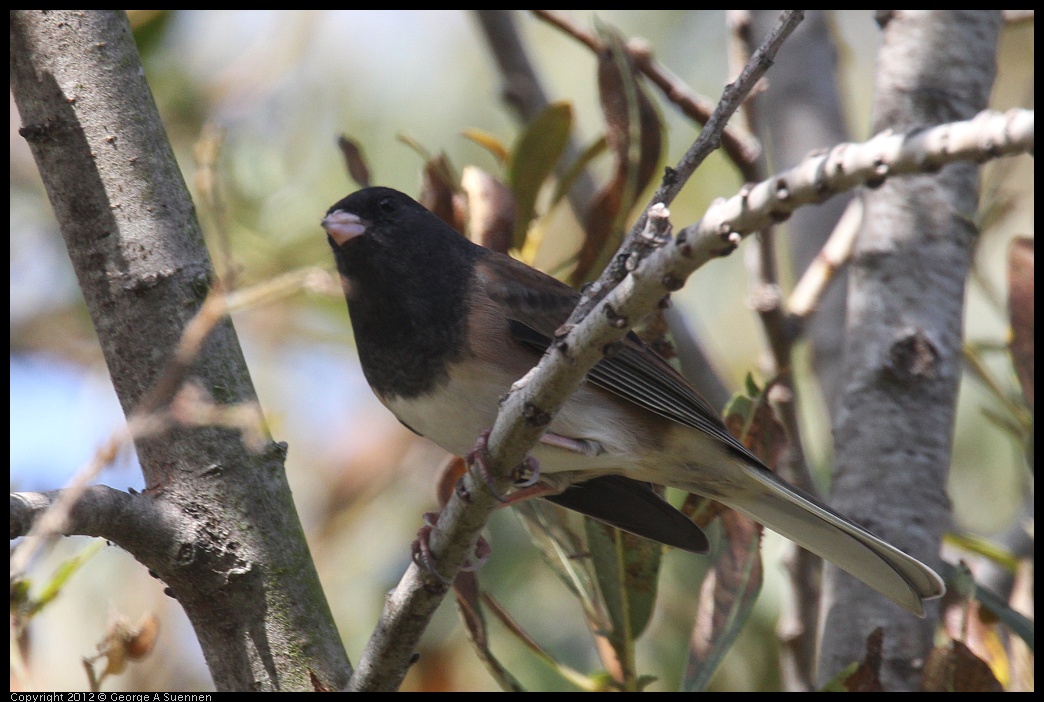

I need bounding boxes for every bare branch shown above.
[786,198,863,320]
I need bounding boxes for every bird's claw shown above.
[410,429,547,583]
[410,510,490,583]
[511,456,541,488]
[464,428,543,498]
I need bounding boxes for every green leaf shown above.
[819,661,862,691]
[549,134,609,210]
[514,501,605,625]
[945,533,1021,573]
[938,560,1035,652]
[586,520,663,687]
[507,102,574,251]
[28,539,106,617]
[681,514,763,691]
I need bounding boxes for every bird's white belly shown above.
[382,361,644,476]
[383,365,503,457]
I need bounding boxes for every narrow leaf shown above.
[1007,237,1033,410]
[571,27,663,284]
[587,522,662,644]
[337,135,371,187]
[461,166,515,254]
[461,127,510,165]
[507,101,574,251]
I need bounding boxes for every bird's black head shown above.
[321,187,480,398]
[323,186,480,284]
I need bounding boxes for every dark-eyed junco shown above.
[322,186,945,615]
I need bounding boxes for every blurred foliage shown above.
[10,10,1034,692]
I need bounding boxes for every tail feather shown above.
[726,462,945,616]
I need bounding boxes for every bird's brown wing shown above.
[476,250,759,464]
[475,253,709,552]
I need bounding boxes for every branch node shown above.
[661,272,684,291]
[602,340,624,358]
[522,402,553,427]
[603,303,629,329]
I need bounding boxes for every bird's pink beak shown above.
[322,210,367,245]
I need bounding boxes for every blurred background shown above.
[10,10,1033,691]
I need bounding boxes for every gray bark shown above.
[820,10,1001,690]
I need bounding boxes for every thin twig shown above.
[786,198,863,320]
[10,268,328,578]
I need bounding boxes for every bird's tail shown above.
[722,461,945,616]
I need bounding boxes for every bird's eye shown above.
[377,197,396,214]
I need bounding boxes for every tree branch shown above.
[819,10,1005,691]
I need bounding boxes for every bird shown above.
[322,186,945,616]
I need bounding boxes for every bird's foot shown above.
[411,511,491,583]
[465,429,544,500]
